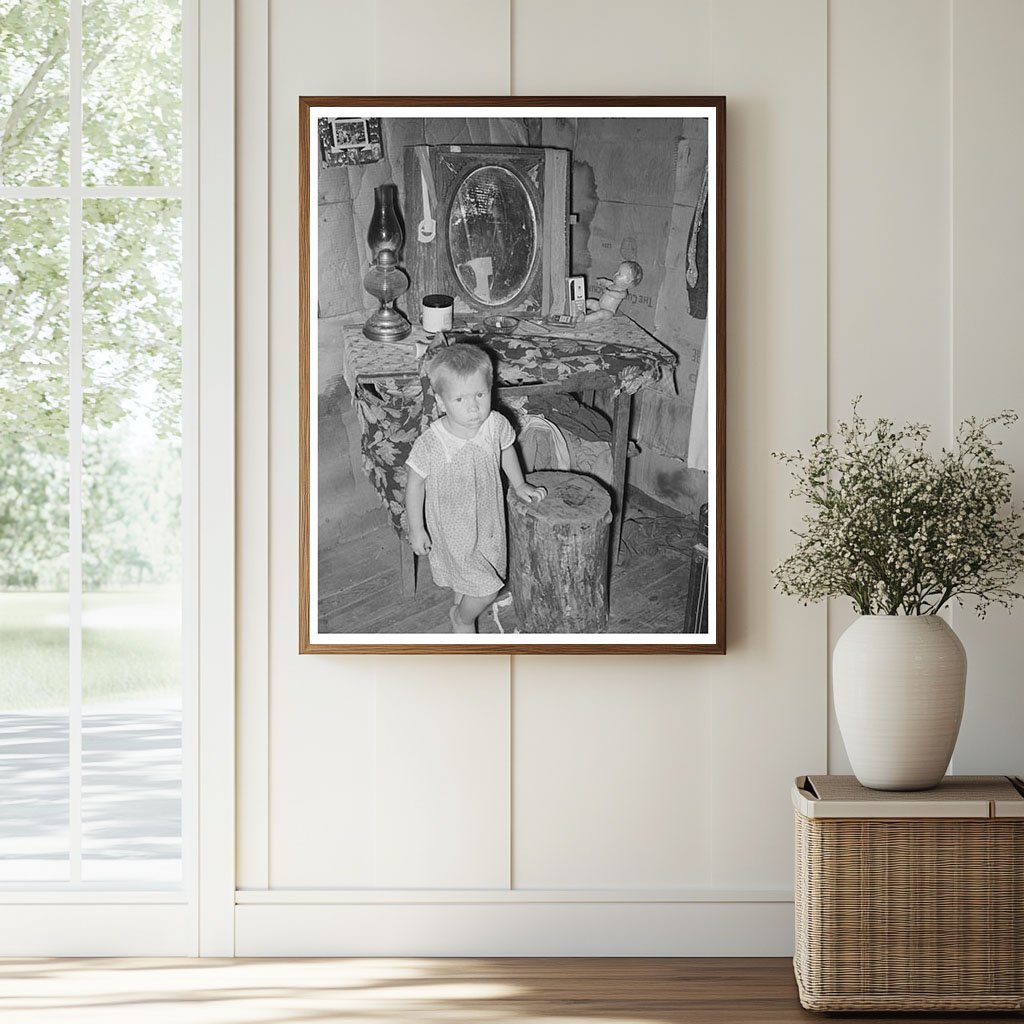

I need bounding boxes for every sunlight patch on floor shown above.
[0,958,680,1024]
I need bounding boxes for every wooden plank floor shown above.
[1,957,1019,1022]
[319,525,693,635]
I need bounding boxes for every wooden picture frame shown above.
[300,97,726,654]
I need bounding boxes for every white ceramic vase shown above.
[833,615,967,791]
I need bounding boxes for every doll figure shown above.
[583,260,643,323]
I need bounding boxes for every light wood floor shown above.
[0,957,1019,1023]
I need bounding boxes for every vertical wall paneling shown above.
[365,5,515,891]
[828,0,951,423]
[949,0,1024,777]
[513,658,713,889]
[827,0,951,773]
[708,0,828,889]
[509,0,720,898]
[235,0,1024,954]
[381,0,511,95]
[266,1,517,891]
[247,0,829,947]
[266,0,379,887]
[374,661,512,888]
[236,0,271,892]
[271,668,379,886]
[511,0,712,95]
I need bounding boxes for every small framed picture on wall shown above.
[299,96,726,654]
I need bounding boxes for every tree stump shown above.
[507,471,612,633]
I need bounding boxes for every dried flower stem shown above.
[772,400,1024,617]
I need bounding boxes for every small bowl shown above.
[482,315,519,334]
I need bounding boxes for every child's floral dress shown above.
[406,410,515,597]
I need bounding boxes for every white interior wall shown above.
[826,0,952,773]
[234,0,1024,955]
[947,0,1024,773]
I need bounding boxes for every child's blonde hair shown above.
[425,343,493,397]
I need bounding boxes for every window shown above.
[0,0,191,889]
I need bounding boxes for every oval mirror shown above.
[448,166,538,307]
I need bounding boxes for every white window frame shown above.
[195,0,236,958]
[0,0,234,956]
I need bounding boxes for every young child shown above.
[405,343,545,633]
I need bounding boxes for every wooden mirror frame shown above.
[403,143,569,317]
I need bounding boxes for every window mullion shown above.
[68,0,84,885]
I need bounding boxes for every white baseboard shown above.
[235,897,795,957]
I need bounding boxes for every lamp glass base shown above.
[362,307,411,342]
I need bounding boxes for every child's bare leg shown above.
[448,606,471,633]
[450,591,499,633]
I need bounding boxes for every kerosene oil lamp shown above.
[362,183,411,342]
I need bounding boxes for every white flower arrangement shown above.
[772,400,1024,616]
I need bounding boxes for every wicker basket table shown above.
[793,774,1024,1012]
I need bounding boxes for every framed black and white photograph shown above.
[299,97,725,653]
